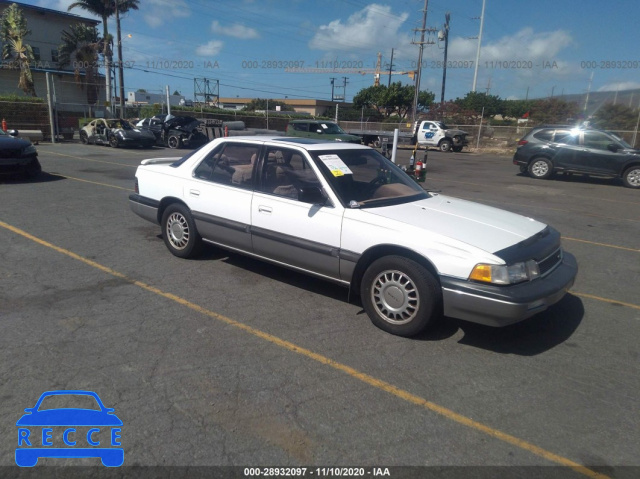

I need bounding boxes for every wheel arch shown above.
[620,161,640,177]
[157,196,190,224]
[350,244,440,294]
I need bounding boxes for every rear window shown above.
[532,129,554,141]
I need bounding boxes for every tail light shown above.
[517,139,528,146]
[134,178,139,194]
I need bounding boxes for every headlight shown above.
[22,145,37,155]
[469,260,539,285]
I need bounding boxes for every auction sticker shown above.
[318,154,352,177]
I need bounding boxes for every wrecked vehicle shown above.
[160,115,209,149]
[80,119,156,148]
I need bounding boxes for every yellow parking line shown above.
[0,219,611,479]
[563,237,640,253]
[573,292,640,310]
[47,173,134,191]
[44,150,138,168]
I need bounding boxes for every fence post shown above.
[45,72,56,144]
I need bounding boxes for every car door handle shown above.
[258,205,272,214]
[189,189,200,197]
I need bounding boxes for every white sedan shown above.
[129,137,577,337]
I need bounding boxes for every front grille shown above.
[538,248,563,276]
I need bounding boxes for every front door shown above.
[251,146,343,280]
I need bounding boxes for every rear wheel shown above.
[622,166,640,188]
[528,157,553,179]
[361,255,441,337]
[109,135,119,148]
[80,131,89,144]
[161,204,202,258]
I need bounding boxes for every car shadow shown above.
[0,171,65,184]
[517,171,624,188]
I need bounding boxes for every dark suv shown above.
[513,125,640,188]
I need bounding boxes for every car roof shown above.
[216,136,367,151]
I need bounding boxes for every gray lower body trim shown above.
[441,252,578,327]
[129,194,160,225]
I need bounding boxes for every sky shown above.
[23,0,640,105]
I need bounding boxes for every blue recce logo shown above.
[15,390,123,467]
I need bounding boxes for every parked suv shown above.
[513,125,640,188]
[286,120,361,143]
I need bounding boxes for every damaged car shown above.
[160,115,209,149]
[80,119,156,148]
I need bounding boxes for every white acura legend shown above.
[130,137,577,337]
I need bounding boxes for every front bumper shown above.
[441,252,578,327]
[0,155,38,173]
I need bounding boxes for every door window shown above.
[258,147,321,200]
[193,143,259,188]
[583,131,613,151]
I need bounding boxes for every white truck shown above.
[347,120,469,152]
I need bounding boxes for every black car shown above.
[513,125,640,188]
[80,119,156,148]
[0,128,41,178]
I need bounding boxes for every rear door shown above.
[186,141,261,252]
[251,146,343,280]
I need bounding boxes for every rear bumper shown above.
[129,194,160,225]
[441,252,578,327]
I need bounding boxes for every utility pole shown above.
[387,48,394,87]
[439,12,450,106]
[584,71,594,115]
[330,78,336,101]
[342,77,348,101]
[115,0,125,116]
[472,0,486,92]
[411,0,433,123]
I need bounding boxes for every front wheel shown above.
[167,135,181,149]
[80,131,89,144]
[361,256,441,337]
[528,157,553,179]
[161,204,202,258]
[622,166,640,188]
[439,139,452,152]
[109,135,119,148]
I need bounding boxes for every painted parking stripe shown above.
[0,219,611,479]
[47,173,134,191]
[563,237,640,253]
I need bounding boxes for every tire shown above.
[24,157,41,179]
[161,204,202,258]
[80,131,89,144]
[452,146,463,152]
[439,139,452,152]
[360,255,441,337]
[528,157,553,179]
[109,135,119,148]
[167,135,181,149]
[622,166,640,188]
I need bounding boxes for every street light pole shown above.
[115,0,125,115]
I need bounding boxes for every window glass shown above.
[552,130,571,143]
[259,147,321,200]
[583,131,612,150]
[291,122,308,132]
[533,129,553,141]
[310,148,428,208]
[194,143,259,187]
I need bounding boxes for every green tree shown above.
[0,3,36,96]
[243,98,294,111]
[454,91,503,118]
[353,83,434,119]
[58,24,102,110]
[503,99,536,120]
[528,98,579,124]
[591,103,638,131]
[68,0,140,111]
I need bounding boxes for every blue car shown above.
[16,390,123,467]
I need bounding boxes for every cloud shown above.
[211,21,259,39]
[309,4,411,56]
[142,0,190,28]
[597,82,640,92]
[195,40,224,57]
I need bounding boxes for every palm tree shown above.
[67,0,139,114]
[0,3,36,96]
[58,24,102,113]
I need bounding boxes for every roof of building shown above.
[0,0,100,25]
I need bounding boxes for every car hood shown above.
[444,128,468,136]
[359,194,546,254]
[16,409,123,426]
[0,135,31,148]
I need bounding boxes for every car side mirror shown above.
[607,143,620,152]
[298,186,327,205]
[8,129,18,137]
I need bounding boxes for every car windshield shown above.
[310,148,428,208]
[609,133,633,149]
[37,394,101,411]
[318,123,345,134]
[436,122,448,129]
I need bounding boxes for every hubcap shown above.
[627,168,640,187]
[531,160,549,176]
[371,270,419,325]
[166,212,189,250]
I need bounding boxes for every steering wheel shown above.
[368,175,387,188]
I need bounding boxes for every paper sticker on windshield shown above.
[320,124,328,129]
[318,154,352,177]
